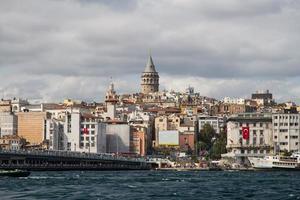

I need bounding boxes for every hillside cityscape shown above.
[0,55,298,169]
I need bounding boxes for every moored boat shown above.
[0,169,31,177]
[248,152,300,170]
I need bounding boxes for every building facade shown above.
[0,112,18,136]
[198,115,225,135]
[18,112,50,145]
[272,113,300,152]
[224,113,273,164]
[64,110,106,153]
[106,123,130,154]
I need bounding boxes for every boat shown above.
[248,152,300,170]
[0,169,31,177]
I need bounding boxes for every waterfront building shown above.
[154,114,180,146]
[130,126,147,156]
[0,112,18,136]
[106,122,130,154]
[64,108,106,153]
[128,110,155,154]
[178,115,198,151]
[141,55,159,94]
[224,113,273,164]
[18,112,50,145]
[45,119,64,150]
[0,135,25,150]
[272,113,300,152]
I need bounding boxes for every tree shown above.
[210,130,227,159]
[198,123,216,151]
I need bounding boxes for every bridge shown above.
[0,150,151,171]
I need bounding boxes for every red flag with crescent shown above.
[242,127,249,140]
[83,128,89,134]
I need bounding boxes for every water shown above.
[0,171,300,200]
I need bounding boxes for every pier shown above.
[0,150,151,171]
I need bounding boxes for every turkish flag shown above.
[242,127,249,140]
[83,128,89,134]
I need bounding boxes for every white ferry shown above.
[248,152,300,170]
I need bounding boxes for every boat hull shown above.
[0,171,31,177]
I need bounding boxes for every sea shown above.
[0,170,300,200]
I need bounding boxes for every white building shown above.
[272,113,300,152]
[198,115,224,134]
[46,119,64,150]
[0,112,18,136]
[224,113,273,164]
[64,108,106,153]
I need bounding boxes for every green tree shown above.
[210,130,227,159]
[198,123,216,151]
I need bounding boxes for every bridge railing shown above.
[0,149,146,163]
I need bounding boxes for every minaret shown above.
[105,80,118,120]
[141,55,159,94]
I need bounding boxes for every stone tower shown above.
[141,55,159,94]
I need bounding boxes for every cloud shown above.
[0,0,300,103]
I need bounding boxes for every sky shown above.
[0,0,300,103]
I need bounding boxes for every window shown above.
[253,123,256,127]
[91,137,95,141]
[253,130,257,136]
[91,124,95,128]
[260,150,264,154]
[274,123,278,126]
[296,142,299,146]
[260,123,263,127]
[260,137,264,145]
[253,137,257,145]
[260,130,263,136]
[275,116,278,119]
[274,136,277,139]
[285,136,288,139]
[91,131,95,135]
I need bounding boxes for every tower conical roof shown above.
[144,55,157,73]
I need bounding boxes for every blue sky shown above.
[0,0,300,103]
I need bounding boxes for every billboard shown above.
[158,130,179,146]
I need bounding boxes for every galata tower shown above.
[141,55,159,94]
